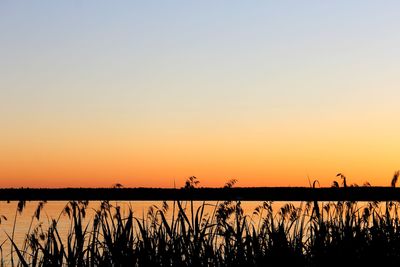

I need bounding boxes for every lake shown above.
[0,200,277,255]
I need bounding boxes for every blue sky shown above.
[1,1,400,187]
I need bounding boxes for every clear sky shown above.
[1,1,400,188]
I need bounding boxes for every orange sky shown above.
[1,2,400,188]
[1,109,399,188]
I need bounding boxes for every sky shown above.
[1,1,400,188]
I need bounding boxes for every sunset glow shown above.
[1,1,400,187]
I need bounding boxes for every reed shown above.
[5,175,400,266]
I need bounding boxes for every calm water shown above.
[0,200,380,264]
[0,201,270,249]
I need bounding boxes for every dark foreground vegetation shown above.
[6,198,400,267]
[4,173,400,266]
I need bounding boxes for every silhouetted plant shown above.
[5,176,400,266]
[183,176,200,189]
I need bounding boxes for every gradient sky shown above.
[1,1,400,188]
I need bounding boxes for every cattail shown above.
[391,170,399,187]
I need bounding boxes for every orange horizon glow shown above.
[1,2,400,188]
[1,114,399,188]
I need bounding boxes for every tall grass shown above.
[5,199,400,266]
[5,176,400,266]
